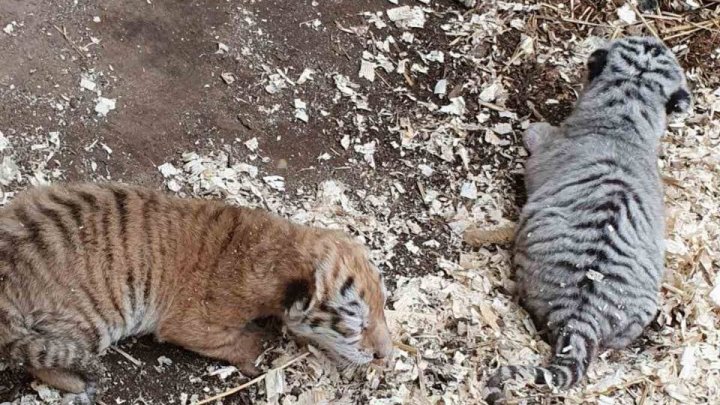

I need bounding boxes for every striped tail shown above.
[484,330,598,404]
[7,332,96,371]
[1,313,101,377]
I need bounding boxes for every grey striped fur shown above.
[485,36,691,403]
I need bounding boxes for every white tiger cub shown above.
[484,36,691,403]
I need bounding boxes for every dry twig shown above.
[109,346,142,367]
[52,25,86,58]
[196,352,310,404]
[463,225,516,247]
[631,2,660,39]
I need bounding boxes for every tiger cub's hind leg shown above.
[28,368,90,394]
[5,316,106,397]
[29,367,100,404]
[23,354,104,401]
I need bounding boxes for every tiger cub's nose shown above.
[372,338,394,365]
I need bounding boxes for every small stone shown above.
[244,137,259,152]
[80,76,97,91]
[95,97,116,116]
[216,42,229,54]
[157,356,173,367]
[220,72,235,85]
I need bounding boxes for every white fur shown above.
[285,252,381,365]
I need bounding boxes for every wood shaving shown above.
[2,0,719,403]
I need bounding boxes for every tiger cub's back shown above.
[484,36,691,404]
[0,183,199,356]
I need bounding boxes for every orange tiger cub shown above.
[0,182,392,400]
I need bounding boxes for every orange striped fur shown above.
[0,183,392,398]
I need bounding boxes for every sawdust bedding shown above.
[1,0,719,404]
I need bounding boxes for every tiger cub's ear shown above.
[587,49,609,83]
[523,122,559,154]
[283,279,313,312]
[666,87,691,115]
[284,249,335,314]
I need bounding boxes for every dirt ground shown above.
[1,0,719,404]
[3,0,473,402]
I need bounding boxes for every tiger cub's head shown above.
[283,234,393,366]
[585,36,691,115]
